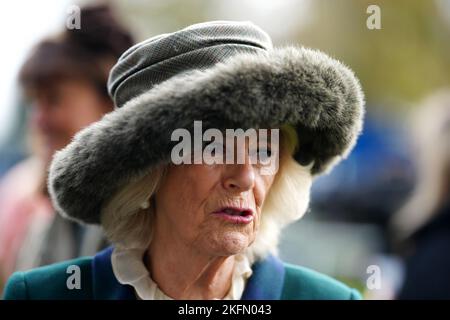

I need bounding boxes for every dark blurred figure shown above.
[391,91,450,299]
[310,109,414,234]
[0,4,134,291]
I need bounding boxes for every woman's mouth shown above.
[212,207,254,224]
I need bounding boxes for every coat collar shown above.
[91,246,285,300]
[92,246,135,299]
[241,253,286,300]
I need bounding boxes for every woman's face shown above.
[154,136,279,256]
[29,79,112,165]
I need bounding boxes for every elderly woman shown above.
[4,21,364,300]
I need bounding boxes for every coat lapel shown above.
[241,254,286,300]
[92,246,136,300]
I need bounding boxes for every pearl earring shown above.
[140,199,150,209]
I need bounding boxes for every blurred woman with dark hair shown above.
[0,4,134,291]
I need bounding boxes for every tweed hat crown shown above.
[48,21,364,224]
[108,21,273,108]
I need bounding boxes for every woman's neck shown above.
[146,231,236,300]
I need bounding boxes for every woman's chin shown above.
[210,231,252,256]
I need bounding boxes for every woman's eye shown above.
[258,148,272,161]
[264,148,272,158]
[248,148,272,165]
[203,141,224,157]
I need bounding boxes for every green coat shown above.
[3,246,361,300]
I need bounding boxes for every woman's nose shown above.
[222,160,256,193]
[31,103,52,133]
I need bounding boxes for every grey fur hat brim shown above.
[48,46,364,224]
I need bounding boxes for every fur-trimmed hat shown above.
[48,21,365,224]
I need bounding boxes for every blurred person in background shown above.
[391,90,450,299]
[0,4,134,291]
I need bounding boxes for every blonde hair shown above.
[101,126,313,262]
